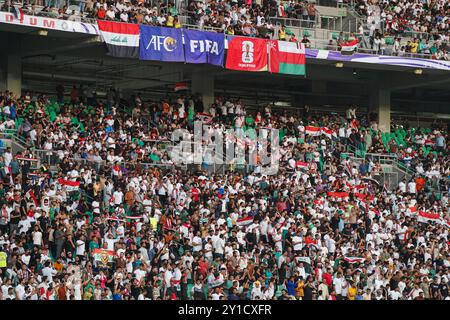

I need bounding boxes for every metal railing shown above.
[0,3,447,65]
[270,17,319,29]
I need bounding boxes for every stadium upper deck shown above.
[0,0,448,60]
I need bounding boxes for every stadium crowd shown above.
[0,87,448,300]
[354,0,449,58]
[1,0,449,59]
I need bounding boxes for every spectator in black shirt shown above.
[440,278,449,300]
[430,277,441,299]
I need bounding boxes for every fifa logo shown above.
[242,41,254,63]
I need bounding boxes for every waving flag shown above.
[13,5,24,22]
[16,156,39,162]
[417,211,440,223]
[174,82,188,92]
[321,127,335,139]
[296,161,309,170]
[57,178,80,192]
[305,126,321,136]
[97,21,139,58]
[442,219,450,229]
[93,249,115,267]
[341,39,359,55]
[344,256,365,264]
[26,190,38,207]
[355,193,374,201]
[269,41,306,75]
[327,191,349,201]
[408,206,417,214]
[196,112,213,124]
[236,216,253,227]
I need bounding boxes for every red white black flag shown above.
[97,21,139,58]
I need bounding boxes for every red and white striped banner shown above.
[344,256,365,264]
[107,215,143,222]
[16,156,39,162]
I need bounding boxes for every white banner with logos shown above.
[0,12,99,35]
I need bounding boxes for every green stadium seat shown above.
[385,37,395,45]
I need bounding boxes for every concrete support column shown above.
[369,86,391,133]
[191,73,214,112]
[0,54,22,96]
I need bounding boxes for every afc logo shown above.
[242,40,254,63]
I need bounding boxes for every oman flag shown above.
[269,40,306,75]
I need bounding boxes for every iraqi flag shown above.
[296,161,309,170]
[305,126,321,136]
[417,211,440,224]
[93,249,115,267]
[341,39,359,55]
[355,193,374,201]
[344,256,365,264]
[321,127,334,139]
[57,178,80,192]
[97,20,139,58]
[327,191,349,201]
[174,82,188,92]
[269,40,305,76]
[196,112,213,124]
[442,219,450,229]
[236,216,253,227]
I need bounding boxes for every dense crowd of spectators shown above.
[354,0,449,59]
[0,87,448,300]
